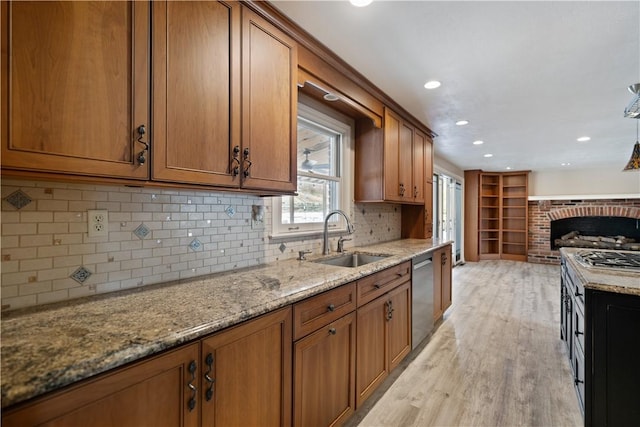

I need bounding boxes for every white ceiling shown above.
[272,0,640,173]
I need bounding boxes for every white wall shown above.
[434,155,464,181]
[529,167,640,199]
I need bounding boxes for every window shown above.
[272,100,353,237]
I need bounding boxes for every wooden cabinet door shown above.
[293,312,356,427]
[200,307,292,427]
[433,247,444,321]
[356,295,388,407]
[152,0,241,187]
[387,281,412,372]
[1,1,149,180]
[412,129,426,203]
[383,108,402,202]
[241,8,297,192]
[2,344,200,427]
[399,121,414,202]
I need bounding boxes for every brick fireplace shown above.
[528,198,640,264]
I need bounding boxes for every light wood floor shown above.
[350,260,583,427]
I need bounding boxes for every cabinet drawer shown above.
[293,282,356,340]
[357,261,411,307]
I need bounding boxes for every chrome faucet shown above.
[322,210,355,255]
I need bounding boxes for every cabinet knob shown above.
[327,304,335,312]
[328,327,336,335]
[374,283,381,289]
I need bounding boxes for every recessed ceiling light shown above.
[484,154,493,158]
[350,0,372,6]
[561,162,571,166]
[506,166,512,170]
[424,80,441,89]
[455,120,469,126]
[323,93,340,102]
[473,140,484,145]
[576,136,591,142]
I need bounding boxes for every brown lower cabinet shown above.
[356,281,412,407]
[2,307,292,427]
[3,263,418,427]
[293,312,356,427]
[200,307,292,427]
[433,244,452,321]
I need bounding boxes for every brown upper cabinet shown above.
[152,1,241,188]
[2,1,297,194]
[355,108,431,205]
[1,1,150,180]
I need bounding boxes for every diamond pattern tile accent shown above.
[279,243,286,253]
[5,190,32,210]
[70,266,92,284]
[189,238,202,251]
[225,205,235,217]
[133,223,150,239]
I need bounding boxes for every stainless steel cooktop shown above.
[575,250,640,273]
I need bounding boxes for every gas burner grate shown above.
[575,250,640,272]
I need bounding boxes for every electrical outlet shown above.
[87,210,109,238]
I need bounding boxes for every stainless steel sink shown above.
[312,252,390,268]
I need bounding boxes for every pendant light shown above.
[623,119,640,171]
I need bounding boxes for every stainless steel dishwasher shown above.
[412,253,434,349]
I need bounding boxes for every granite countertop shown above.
[561,248,640,296]
[1,238,451,408]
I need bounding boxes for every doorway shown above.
[433,173,463,264]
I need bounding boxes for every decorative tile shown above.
[279,243,286,253]
[133,223,150,239]
[189,238,202,252]
[4,190,32,210]
[70,266,92,284]
[225,205,235,217]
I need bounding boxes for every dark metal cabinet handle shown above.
[328,327,336,335]
[230,145,240,177]
[575,328,583,337]
[574,289,583,298]
[386,300,394,320]
[187,360,197,411]
[136,125,149,165]
[399,183,405,196]
[204,353,215,401]
[374,283,381,289]
[327,304,335,312]
[243,148,252,177]
[414,186,418,197]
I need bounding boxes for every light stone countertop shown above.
[561,248,640,296]
[1,238,451,408]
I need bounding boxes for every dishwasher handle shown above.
[413,259,432,270]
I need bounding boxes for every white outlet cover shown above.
[88,210,109,238]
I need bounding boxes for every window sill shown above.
[268,228,350,242]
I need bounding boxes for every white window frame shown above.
[271,97,353,238]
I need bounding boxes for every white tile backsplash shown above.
[1,179,401,310]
